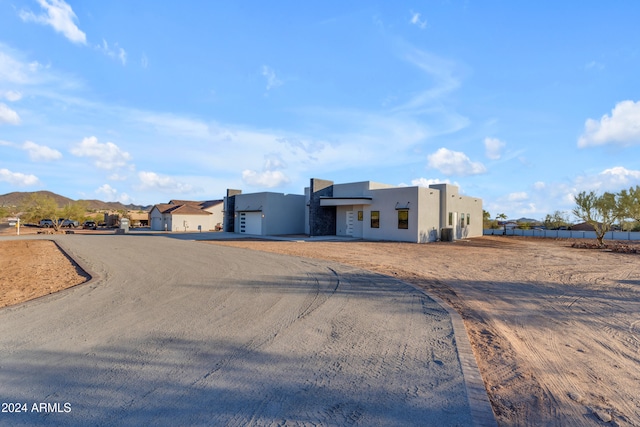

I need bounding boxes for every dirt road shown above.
[0,234,480,426]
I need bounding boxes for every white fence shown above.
[483,228,640,241]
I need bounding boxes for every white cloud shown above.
[261,65,283,92]
[507,192,528,202]
[96,183,132,203]
[410,177,451,187]
[134,111,211,139]
[242,154,291,188]
[2,90,22,101]
[0,168,39,186]
[578,100,640,147]
[70,136,132,170]
[141,53,149,69]
[533,181,546,190]
[409,11,427,29]
[22,141,63,161]
[427,147,486,176]
[96,183,117,200]
[484,137,506,160]
[19,0,86,45]
[0,103,20,125]
[394,48,461,111]
[545,166,640,212]
[579,166,640,189]
[137,171,193,193]
[97,39,127,65]
[242,169,290,188]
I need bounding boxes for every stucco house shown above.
[224,178,483,242]
[305,178,483,243]
[223,190,306,235]
[149,199,224,232]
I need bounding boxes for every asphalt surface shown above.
[0,233,494,426]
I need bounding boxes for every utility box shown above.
[120,218,130,233]
[441,227,454,242]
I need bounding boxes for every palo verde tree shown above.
[543,210,570,230]
[618,185,640,223]
[19,193,59,227]
[572,190,623,247]
[19,194,87,231]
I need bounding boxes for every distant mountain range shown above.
[0,191,151,212]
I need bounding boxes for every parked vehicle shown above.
[39,219,55,228]
[83,221,97,230]
[60,219,79,228]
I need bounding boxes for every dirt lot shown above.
[0,239,89,309]
[2,231,639,426]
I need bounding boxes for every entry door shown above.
[239,212,262,235]
[345,211,354,236]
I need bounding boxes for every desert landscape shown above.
[1,229,639,426]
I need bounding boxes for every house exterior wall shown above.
[150,207,164,231]
[430,183,483,239]
[203,202,224,229]
[233,192,305,235]
[263,193,305,235]
[169,213,213,232]
[360,186,423,243]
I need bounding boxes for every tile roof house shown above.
[149,199,224,232]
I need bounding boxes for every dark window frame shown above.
[371,211,380,228]
[398,210,409,229]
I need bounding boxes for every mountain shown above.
[0,191,151,211]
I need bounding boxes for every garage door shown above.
[239,212,262,235]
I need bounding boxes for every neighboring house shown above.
[149,200,224,232]
[223,190,306,236]
[570,222,597,231]
[224,178,483,243]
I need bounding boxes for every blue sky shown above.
[1,1,639,220]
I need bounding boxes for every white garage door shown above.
[239,212,262,235]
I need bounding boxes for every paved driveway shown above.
[0,234,483,426]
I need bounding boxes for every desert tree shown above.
[483,211,501,229]
[60,200,88,223]
[0,205,8,219]
[496,213,507,233]
[572,190,622,247]
[618,185,640,222]
[19,193,59,227]
[543,210,570,230]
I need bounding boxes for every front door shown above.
[346,211,354,236]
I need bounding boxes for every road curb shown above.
[405,283,498,427]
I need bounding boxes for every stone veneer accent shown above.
[309,178,336,237]
[224,189,242,232]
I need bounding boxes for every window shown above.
[357,211,363,221]
[448,212,453,226]
[371,211,380,228]
[467,213,470,226]
[398,210,408,229]
[460,213,465,228]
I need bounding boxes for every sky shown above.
[1,1,640,220]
